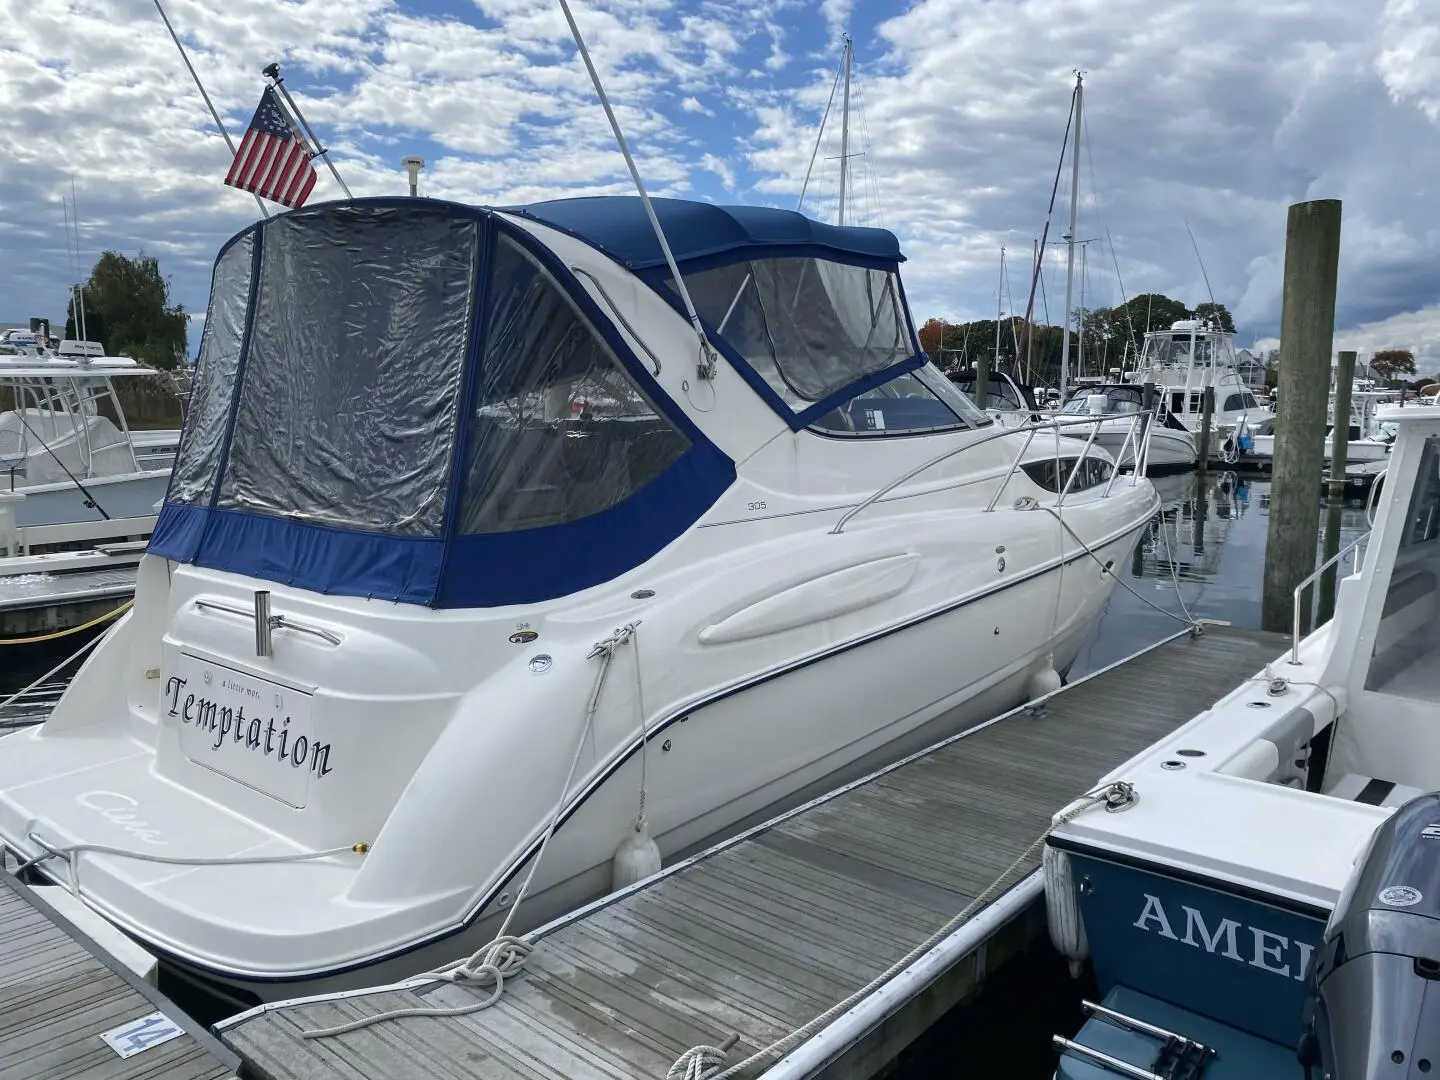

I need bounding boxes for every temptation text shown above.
[165,676,334,778]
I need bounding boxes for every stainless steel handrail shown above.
[1051,1037,1163,1080]
[1290,532,1369,664]
[570,265,663,376]
[194,598,343,647]
[832,413,1142,535]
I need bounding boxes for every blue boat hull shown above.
[1061,846,1327,1048]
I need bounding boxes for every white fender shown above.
[611,819,661,891]
[1043,843,1088,978]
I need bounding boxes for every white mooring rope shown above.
[664,781,1136,1080]
[301,624,640,1040]
[1042,505,1203,634]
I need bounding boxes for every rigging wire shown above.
[797,50,846,214]
[1185,220,1218,314]
[1016,83,1077,374]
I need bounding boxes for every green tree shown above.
[1193,301,1236,333]
[65,250,187,369]
[1370,348,1417,384]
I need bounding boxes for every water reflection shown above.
[1072,471,1373,678]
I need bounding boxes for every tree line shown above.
[917,293,1235,387]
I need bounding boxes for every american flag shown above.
[224,88,317,209]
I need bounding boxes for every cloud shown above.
[1,0,1437,383]
[700,151,736,190]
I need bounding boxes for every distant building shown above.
[1233,348,1269,390]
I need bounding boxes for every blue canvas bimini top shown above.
[506,197,906,273]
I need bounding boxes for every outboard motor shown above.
[1299,792,1440,1079]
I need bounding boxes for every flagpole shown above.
[263,63,353,200]
[150,0,269,219]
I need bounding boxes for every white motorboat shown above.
[1045,403,1440,1076]
[0,196,1158,1010]
[0,340,173,528]
[948,369,1044,428]
[1061,320,1263,473]
[1247,390,1397,468]
[1059,384,1198,473]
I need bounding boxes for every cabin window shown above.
[1366,437,1440,696]
[1223,393,1248,412]
[168,234,253,506]
[216,210,476,535]
[457,236,690,534]
[1243,392,1260,410]
[672,257,914,410]
[1022,456,1112,493]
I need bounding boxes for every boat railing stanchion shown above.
[1058,416,1103,506]
[984,426,1039,513]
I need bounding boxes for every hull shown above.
[0,503,1154,1008]
[157,518,1141,1008]
[1066,424,1196,474]
[1060,845,1327,1048]
[1249,433,1391,466]
[14,471,170,527]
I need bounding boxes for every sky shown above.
[3,0,1440,369]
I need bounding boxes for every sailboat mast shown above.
[1059,71,1083,403]
[995,247,1004,373]
[838,35,852,226]
[1027,238,1037,384]
[1078,241,1087,379]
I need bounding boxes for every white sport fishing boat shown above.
[1247,389,1397,468]
[1061,319,1263,473]
[0,336,180,651]
[0,336,174,526]
[0,196,1158,1010]
[1046,404,1440,1077]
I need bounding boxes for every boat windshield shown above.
[952,373,1025,411]
[1060,386,1146,415]
[1366,436,1440,700]
[671,257,914,410]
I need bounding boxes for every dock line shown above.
[0,597,133,646]
[666,779,1135,1080]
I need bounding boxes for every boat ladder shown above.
[1053,1000,1216,1080]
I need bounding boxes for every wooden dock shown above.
[217,624,1289,1080]
[0,869,240,1080]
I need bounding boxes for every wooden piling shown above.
[1318,350,1357,624]
[1328,351,1356,501]
[1197,386,1214,472]
[1261,199,1342,635]
[974,354,990,409]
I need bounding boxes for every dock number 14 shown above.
[101,1012,184,1058]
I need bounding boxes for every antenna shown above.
[1184,219,1217,320]
[69,177,89,343]
[555,0,717,380]
[401,156,425,197]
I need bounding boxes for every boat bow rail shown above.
[834,411,1152,533]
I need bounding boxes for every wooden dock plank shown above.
[0,874,240,1080]
[221,625,1289,1080]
